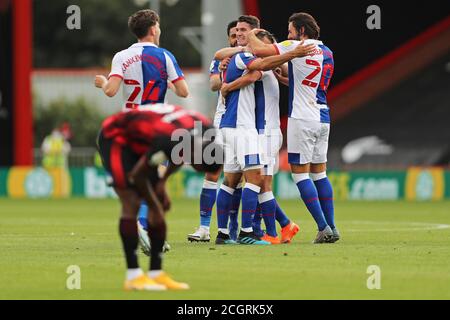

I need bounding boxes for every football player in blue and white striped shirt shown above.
[247,12,340,244]
[187,20,243,243]
[215,16,314,245]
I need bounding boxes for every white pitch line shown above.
[343,221,450,232]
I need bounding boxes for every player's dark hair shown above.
[289,12,320,40]
[256,30,276,44]
[227,20,238,36]
[128,9,160,39]
[237,15,260,29]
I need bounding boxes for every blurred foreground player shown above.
[97,105,221,291]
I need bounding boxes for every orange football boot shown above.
[280,222,300,244]
[261,234,281,244]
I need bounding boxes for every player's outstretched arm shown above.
[221,70,262,98]
[248,30,278,57]
[214,46,245,61]
[248,42,316,71]
[94,75,122,97]
[170,79,189,98]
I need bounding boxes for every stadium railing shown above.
[33,147,97,167]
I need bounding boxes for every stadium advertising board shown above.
[405,167,445,201]
[6,167,71,198]
[446,170,450,199]
[275,171,406,201]
[0,167,448,201]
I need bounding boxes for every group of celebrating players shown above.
[94,9,339,291]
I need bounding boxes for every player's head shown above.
[288,12,320,40]
[255,30,276,45]
[59,122,72,140]
[128,10,161,45]
[236,15,260,46]
[227,20,238,47]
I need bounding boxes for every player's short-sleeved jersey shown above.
[274,39,334,123]
[220,52,260,129]
[109,42,185,110]
[209,59,221,76]
[255,71,281,134]
[214,94,226,128]
[101,105,211,157]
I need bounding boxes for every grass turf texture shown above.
[0,198,449,300]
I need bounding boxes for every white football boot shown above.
[137,220,171,255]
[187,226,211,242]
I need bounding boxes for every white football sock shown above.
[218,228,229,235]
[127,268,143,281]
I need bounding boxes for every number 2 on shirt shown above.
[301,59,321,88]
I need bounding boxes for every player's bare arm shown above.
[128,155,165,223]
[248,42,315,72]
[274,67,289,86]
[221,70,262,98]
[211,58,232,87]
[279,63,289,77]
[94,75,122,97]
[154,161,182,212]
[171,78,189,98]
[152,179,171,212]
[209,74,222,92]
[167,80,176,92]
[214,46,245,61]
[247,29,278,57]
[218,57,232,73]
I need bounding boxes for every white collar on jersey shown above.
[305,39,323,45]
[130,42,159,48]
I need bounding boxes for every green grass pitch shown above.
[0,198,449,300]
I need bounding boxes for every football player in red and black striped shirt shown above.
[97,104,222,291]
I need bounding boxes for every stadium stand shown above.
[329,54,450,169]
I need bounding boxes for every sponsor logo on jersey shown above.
[280,40,294,47]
